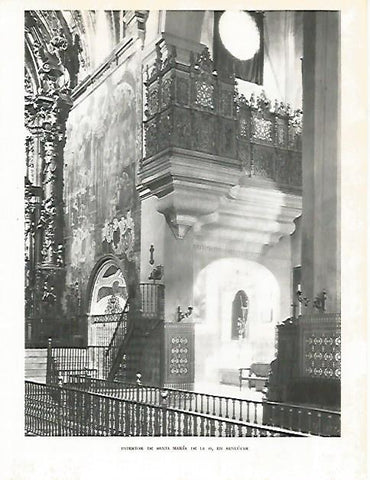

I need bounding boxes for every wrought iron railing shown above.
[88,313,122,347]
[143,45,302,190]
[61,375,339,436]
[104,299,134,379]
[46,341,106,383]
[140,283,165,319]
[25,380,306,437]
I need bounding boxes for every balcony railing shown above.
[140,283,164,319]
[143,46,302,190]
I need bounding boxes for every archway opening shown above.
[89,260,127,315]
[193,258,279,387]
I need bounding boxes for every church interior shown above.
[24,10,341,437]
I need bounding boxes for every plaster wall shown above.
[291,215,302,269]
[140,196,166,281]
[259,235,293,323]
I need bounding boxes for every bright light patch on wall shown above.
[219,11,260,61]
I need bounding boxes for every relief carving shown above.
[102,210,135,261]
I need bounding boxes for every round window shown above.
[218,11,260,61]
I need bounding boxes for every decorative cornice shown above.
[71,37,134,103]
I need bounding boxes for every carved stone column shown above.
[25,16,77,337]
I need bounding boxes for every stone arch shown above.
[87,256,128,315]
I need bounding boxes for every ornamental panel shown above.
[217,118,236,158]
[299,314,341,381]
[147,84,159,117]
[251,145,275,180]
[157,111,173,151]
[175,76,190,106]
[144,118,158,158]
[237,141,251,172]
[164,323,194,386]
[238,117,249,139]
[194,80,214,111]
[275,151,290,185]
[303,331,341,379]
[252,113,273,143]
[173,107,191,150]
[161,75,173,109]
[192,112,215,154]
[275,117,287,147]
[288,152,302,187]
[219,89,234,117]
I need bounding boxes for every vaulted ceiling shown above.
[24,10,128,95]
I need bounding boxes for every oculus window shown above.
[214,10,264,85]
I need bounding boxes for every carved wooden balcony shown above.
[142,46,302,191]
[140,42,302,240]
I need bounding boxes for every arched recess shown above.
[193,257,280,385]
[87,256,128,315]
[231,290,249,340]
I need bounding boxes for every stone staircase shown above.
[25,349,48,383]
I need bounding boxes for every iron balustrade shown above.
[25,380,306,437]
[103,299,130,378]
[64,375,340,436]
[140,283,165,319]
[89,313,122,348]
[46,343,107,383]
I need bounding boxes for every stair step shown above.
[25,349,48,358]
[25,349,48,384]
[25,358,47,364]
[26,378,46,383]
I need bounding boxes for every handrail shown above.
[64,374,341,415]
[103,298,130,379]
[105,298,130,353]
[65,375,340,436]
[107,316,135,381]
[264,400,340,416]
[25,380,307,437]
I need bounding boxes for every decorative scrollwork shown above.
[143,41,303,189]
[252,113,273,143]
[161,76,173,109]
[146,86,159,117]
[192,47,213,73]
[176,77,189,106]
[194,80,214,110]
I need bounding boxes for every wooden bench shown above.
[239,363,270,391]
